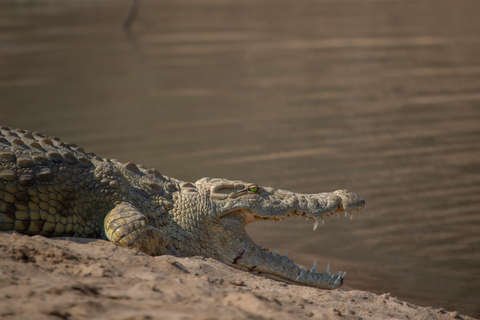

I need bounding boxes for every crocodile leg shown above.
[104,203,175,256]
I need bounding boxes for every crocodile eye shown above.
[248,186,260,193]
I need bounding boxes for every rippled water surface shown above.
[1,0,480,317]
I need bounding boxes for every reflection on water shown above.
[1,0,480,317]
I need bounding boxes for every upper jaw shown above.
[219,188,365,225]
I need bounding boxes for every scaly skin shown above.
[0,127,365,289]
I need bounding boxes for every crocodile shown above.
[0,126,365,289]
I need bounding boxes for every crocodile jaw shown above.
[195,178,365,289]
[211,197,364,289]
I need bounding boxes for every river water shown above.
[1,0,480,317]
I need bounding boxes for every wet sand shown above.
[1,0,480,318]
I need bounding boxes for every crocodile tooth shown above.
[342,271,347,279]
[291,256,295,261]
[334,278,341,287]
[295,267,307,281]
[306,270,315,282]
[306,216,309,221]
[312,261,317,273]
[322,219,325,225]
[350,212,354,220]
[313,220,318,231]
[345,210,348,218]
[300,268,307,277]
[326,264,330,275]
[284,252,288,257]
[274,250,280,255]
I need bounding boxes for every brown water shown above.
[1,0,480,317]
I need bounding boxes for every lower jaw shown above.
[225,259,344,289]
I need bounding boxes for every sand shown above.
[0,232,473,320]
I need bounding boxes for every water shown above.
[1,0,480,317]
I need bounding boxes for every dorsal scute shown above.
[146,168,164,180]
[0,126,96,168]
[116,159,170,195]
[124,162,141,174]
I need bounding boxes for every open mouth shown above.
[217,202,363,289]
[196,177,365,289]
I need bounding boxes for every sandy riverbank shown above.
[0,232,473,320]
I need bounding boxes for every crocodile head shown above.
[192,177,365,289]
